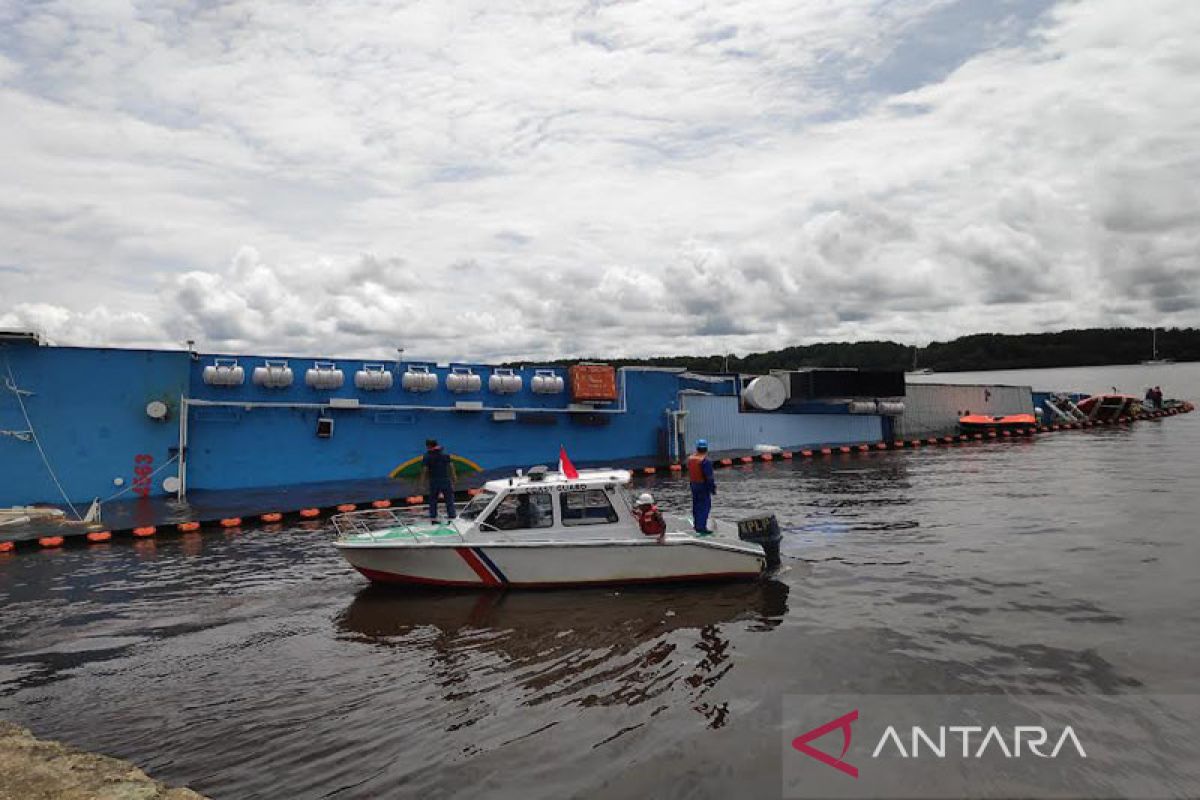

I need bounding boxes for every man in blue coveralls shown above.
[420,439,457,522]
[686,439,717,534]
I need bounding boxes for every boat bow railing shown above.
[331,508,465,543]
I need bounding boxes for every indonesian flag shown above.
[558,446,579,479]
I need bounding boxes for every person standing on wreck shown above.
[687,439,717,534]
[421,439,457,523]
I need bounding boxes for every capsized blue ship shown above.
[1,333,898,520]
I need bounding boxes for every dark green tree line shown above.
[520,328,1199,373]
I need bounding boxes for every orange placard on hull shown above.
[568,364,618,402]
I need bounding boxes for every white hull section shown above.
[337,537,765,588]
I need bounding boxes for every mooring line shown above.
[3,355,83,521]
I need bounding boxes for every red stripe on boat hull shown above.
[353,565,761,589]
[455,546,501,586]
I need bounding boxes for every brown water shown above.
[1,364,1198,799]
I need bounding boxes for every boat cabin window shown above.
[559,489,619,526]
[458,490,496,521]
[482,492,554,531]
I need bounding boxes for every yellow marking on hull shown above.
[388,456,423,479]
[388,453,483,479]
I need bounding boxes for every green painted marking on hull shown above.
[349,524,459,542]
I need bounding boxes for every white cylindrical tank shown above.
[355,364,394,391]
[876,401,906,416]
[531,369,564,394]
[743,375,787,411]
[402,366,438,392]
[202,359,245,386]
[847,400,877,414]
[447,367,481,393]
[488,368,522,394]
[253,360,294,389]
[306,361,344,390]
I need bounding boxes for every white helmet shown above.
[636,493,654,506]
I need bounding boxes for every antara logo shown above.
[792,710,860,778]
[792,710,1087,778]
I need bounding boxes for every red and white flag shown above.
[558,445,579,479]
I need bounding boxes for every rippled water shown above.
[2,365,1198,799]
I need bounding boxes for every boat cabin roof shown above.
[482,468,631,494]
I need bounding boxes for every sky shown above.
[1,0,1198,362]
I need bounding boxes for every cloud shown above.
[1,0,1198,362]
[0,303,160,347]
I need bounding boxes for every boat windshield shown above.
[458,490,496,521]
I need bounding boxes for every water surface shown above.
[2,364,1198,798]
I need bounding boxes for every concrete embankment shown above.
[0,721,207,800]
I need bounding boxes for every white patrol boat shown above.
[332,466,782,588]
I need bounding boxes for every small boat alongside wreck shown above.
[958,413,1038,433]
[0,506,66,529]
[333,467,781,588]
[0,500,102,535]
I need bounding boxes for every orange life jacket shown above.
[687,453,709,483]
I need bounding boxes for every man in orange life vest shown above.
[634,493,666,542]
[686,439,716,534]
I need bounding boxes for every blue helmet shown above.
[695,439,709,451]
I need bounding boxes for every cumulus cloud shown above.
[1,0,1198,361]
[0,303,160,347]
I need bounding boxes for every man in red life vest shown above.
[634,492,666,542]
[687,439,716,534]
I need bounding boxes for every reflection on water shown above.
[338,582,790,648]
[337,582,789,728]
[0,366,1198,798]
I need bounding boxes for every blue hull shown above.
[1,341,885,512]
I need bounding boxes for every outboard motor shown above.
[736,514,782,570]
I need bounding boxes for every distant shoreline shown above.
[557,328,1200,376]
[912,360,1195,374]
